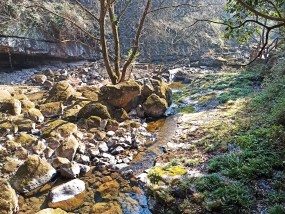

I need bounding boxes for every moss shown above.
[77,102,111,119]
[179,106,195,113]
[91,202,122,214]
[96,181,120,200]
[148,165,187,184]
[42,120,77,138]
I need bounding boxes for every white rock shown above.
[98,141,108,152]
[49,179,85,203]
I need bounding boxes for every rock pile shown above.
[0,62,172,213]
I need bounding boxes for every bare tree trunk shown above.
[99,0,118,84]
[108,1,121,79]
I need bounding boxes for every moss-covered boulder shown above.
[42,120,77,138]
[110,108,129,122]
[91,202,122,214]
[0,179,19,214]
[45,81,75,103]
[0,98,21,115]
[150,78,172,105]
[100,80,141,109]
[77,102,111,119]
[40,102,63,118]
[142,94,168,117]
[10,155,56,194]
[86,116,102,129]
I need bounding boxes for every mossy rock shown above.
[42,120,77,138]
[110,108,129,122]
[10,155,56,194]
[96,181,120,200]
[0,98,21,115]
[91,202,122,214]
[27,108,44,123]
[150,79,172,105]
[62,105,82,122]
[86,116,102,129]
[148,165,187,184]
[100,80,141,109]
[0,179,18,214]
[21,99,35,111]
[15,132,37,146]
[105,119,119,131]
[46,81,75,103]
[39,102,64,118]
[143,94,168,118]
[77,85,100,101]
[77,102,111,119]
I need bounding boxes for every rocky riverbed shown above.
[0,60,229,214]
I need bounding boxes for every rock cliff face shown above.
[0,0,226,70]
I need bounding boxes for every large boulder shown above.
[0,179,19,214]
[100,80,141,109]
[10,155,56,194]
[142,94,168,118]
[45,81,75,103]
[48,179,86,211]
[77,102,111,119]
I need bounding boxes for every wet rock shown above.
[36,208,67,214]
[55,135,79,161]
[42,120,77,138]
[96,180,120,200]
[48,179,86,211]
[60,161,80,178]
[0,179,19,214]
[100,80,141,109]
[119,193,151,214]
[46,81,75,103]
[10,155,56,194]
[0,98,21,115]
[39,102,63,118]
[77,102,111,119]
[91,202,122,214]
[142,94,168,117]
[27,108,44,123]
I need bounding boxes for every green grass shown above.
[178,105,195,113]
[268,205,285,214]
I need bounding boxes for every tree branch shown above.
[235,0,285,23]
[74,0,99,22]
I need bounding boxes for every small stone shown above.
[98,141,109,153]
[111,146,124,155]
[52,157,70,169]
[106,131,115,137]
[27,108,44,123]
[96,180,120,200]
[55,135,79,161]
[60,161,80,178]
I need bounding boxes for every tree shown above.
[224,0,285,62]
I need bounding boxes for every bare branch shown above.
[117,0,132,21]
[26,5,100,42]
[148,3,209,14]
[74,0,99,22]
